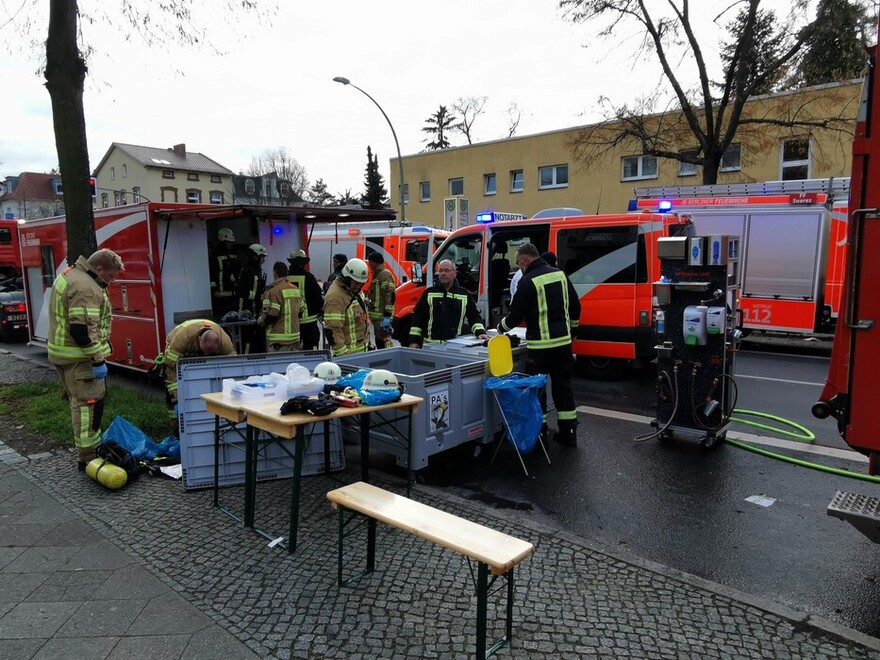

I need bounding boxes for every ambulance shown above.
[630,178,849,335]
[392,208,688,378]
[19,202,396,372]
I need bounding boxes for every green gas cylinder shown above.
[85,458,128,490]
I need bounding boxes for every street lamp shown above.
[333,76,406,225]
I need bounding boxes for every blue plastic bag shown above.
[336,368,403,406]
[101,416,180,462]
[485,374,547,455]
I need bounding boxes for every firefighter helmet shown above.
[288,249,309,263]
[342,257,369,283]
[313,361,341,384]
[362,369,401,392]
[249,243,267,257]
[217,228,235,243]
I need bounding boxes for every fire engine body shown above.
[393,210,689,372]
[19,202,395,372]
[631,177,849,335]
[0,219,23,280]
[305,222,448,286]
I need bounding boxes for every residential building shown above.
[92,142,234,208]
[394,80,861,228]
[231,172,304,206]
[0,172,65,220]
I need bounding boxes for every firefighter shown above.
[498,243,581,447]
[209,228,240,318]
[366,252,395,348]
[163,319,235,435]
[324,253,348,293]
[323,257,370,357]
[235,243,267,353]
[287,249,324,350]
[407,259,488,347]
[259,261,301,352]
[48,248,124,471]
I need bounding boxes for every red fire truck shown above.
[19,202,395,371]
[630,177,849,336]
[0,218,23,281]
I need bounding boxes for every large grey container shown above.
[336,347,489,470]
[177,350,343,490]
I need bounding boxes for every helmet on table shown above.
[313,361,342,384]
[362,369,401,392]
[342,257,369,283]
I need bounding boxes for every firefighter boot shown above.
[552,420,578,448]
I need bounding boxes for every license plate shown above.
[7,315,26,321]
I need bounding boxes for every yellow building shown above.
[394,80,861,227]
[92,142,233,208]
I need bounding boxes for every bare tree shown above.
[246,147,309,199]
[505,102,522,138]
[452,96,488,144]
[27,1,272,263]
[558,0,856,184]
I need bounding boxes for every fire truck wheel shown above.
[576,356,627,381]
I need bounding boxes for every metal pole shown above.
[333,77,406,225]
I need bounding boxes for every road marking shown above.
[576,405,867,463]
[734,374,823,387]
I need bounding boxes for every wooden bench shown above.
[327,481,534,659]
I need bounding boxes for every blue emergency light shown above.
[476,211,495,223]
[273,225,284,235]
[658,200,673,213]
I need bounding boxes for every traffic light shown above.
[89,177,97,199]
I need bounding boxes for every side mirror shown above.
[410,263,423,284]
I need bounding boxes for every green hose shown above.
[724,437,880,484]
[728,408,815,442]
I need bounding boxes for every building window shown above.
[161,187,178,203]
[245,179,255,194]
[720,143,742,172]
[132,187,141,203]
[101,193,108,209]
[162,170,175,179]
[119,189,127,205]
[539,164,568,190]
[187,189,202,204]
[110,167,116,181]
[449,178,464,196]
[678,149,699,177]
[280,182,289,196]
[781,138,811,180]
[210,190,224,204]
[622,155,658,181]
[484,173,496,196]
[211,174,222,183]
[401,183,410,205]
[113,192,120,206]
[187,172,199,182]
[420,181,430,202]
[510,170,524,193]
[122,164,127,178]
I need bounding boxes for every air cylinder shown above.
[85,458,128,490]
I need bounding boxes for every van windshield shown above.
[434,234,483,293]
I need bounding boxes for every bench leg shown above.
[475,564,516,659]
[336,506,377,587]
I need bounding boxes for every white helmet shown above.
[362,369,401,392]
[249,243,267,257]
[313,361,341,384]
[342,257,369,284]
[217,228,235,242]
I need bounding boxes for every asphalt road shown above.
[5,337,880,638]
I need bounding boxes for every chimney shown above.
[171,143,186,158]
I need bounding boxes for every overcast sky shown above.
[2,0,823,198]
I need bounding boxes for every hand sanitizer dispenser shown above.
[683,305,708,346]
[706,306,726,335]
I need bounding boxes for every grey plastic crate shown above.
[336,347,490,470]
[177,350,344,490]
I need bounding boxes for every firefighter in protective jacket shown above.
[499,243,581,447]
[287,249,324,350]
[323,258,370,357]
[48,249,124,470]
[259,261,302,352]
[366,252,396,348]
[163,319,236,434]
[209,228,239,318]
[407,259,488,347]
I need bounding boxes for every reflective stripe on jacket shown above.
[47,255,111,365]
[323,279,368,356]
[407,282,486,344]
[367,265,396,321]
[260,277,302,343]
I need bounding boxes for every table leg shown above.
[359,411,370,483]
[406,405,414,497]
[213,414,220,507]
[323,418,331,475]
[288,426,305,553]
[243,424,255,527]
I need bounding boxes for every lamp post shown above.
[333,76,406,225]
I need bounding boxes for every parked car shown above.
[0,290,28,342]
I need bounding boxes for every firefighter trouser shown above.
[525,345,577,428]
[54,362,105,463]
[300,321,320,351]
[267,341,301,353]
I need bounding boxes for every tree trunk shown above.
[45,0,97,265]
[701,153,721,185]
